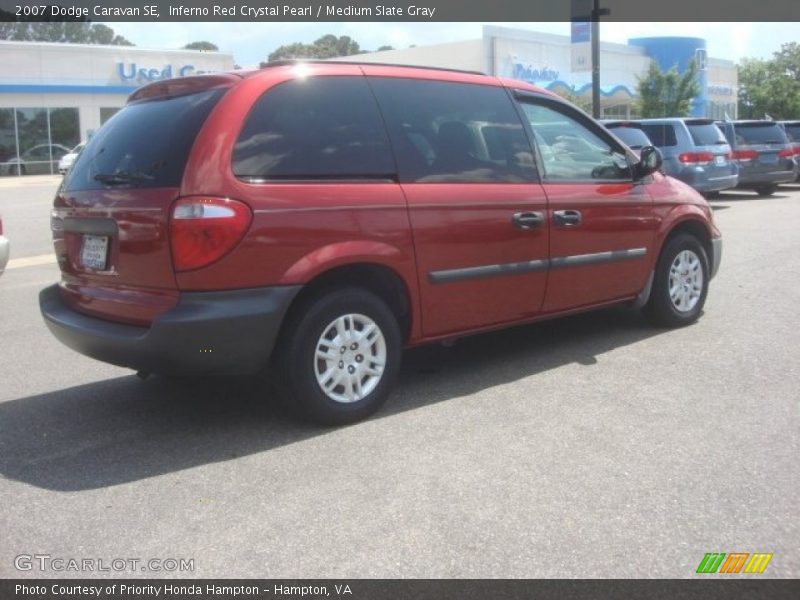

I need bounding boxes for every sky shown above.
[105,22,799,67]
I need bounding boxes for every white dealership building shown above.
[0,41,233,175]
[0,27,737,176]
[344,25,738,120]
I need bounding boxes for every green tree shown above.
[183,41,219,51]
[636,60,700,118]
[738,44,800,119]
[376,45,394,52]
[264,34,361,64]
[0,22,133,45]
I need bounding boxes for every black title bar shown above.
[1,0,799,22]
[2,580,800,600]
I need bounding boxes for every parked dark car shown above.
[777,121,800,181]
[40,62,722,424]
[715,120,797,195]
[600,120,654,158]
[637,118,738,196]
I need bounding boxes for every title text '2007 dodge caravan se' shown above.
[40,62,722,424]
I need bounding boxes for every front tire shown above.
[645,234,709,328]
[278,287,402,425]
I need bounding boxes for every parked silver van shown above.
[638,118,738,196]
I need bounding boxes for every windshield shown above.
[65,88,225,191]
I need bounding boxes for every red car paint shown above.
[50,62,719,345]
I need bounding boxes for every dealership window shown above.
[602,104,629,119]
[100,107,120,125]
[0,107,80,176]
[708,101,737,120]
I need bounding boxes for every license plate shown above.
[760,153,779,164]
[714,155,726,166]
[80,235,109,270]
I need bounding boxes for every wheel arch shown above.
[657,210,715,270]
[281,262,417,343]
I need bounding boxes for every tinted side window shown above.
[233,76,395,180]
[66,88,225,191]
[521,102,631,182]
[368,78,536,183]
[640,123,678,147]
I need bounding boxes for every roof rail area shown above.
[260,59,486,77]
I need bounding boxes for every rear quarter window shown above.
[65,88,225,191]
[232,76,395,181]
[640,123,678,147]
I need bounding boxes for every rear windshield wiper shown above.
[94,171,155,185]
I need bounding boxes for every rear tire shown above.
[755,185,776,197]
[277,287,402,425]
[645,234,709,328]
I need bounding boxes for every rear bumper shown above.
[40,284,301,375]
[675,169,738,193]
[736,168,797,187]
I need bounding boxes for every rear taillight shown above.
[678,152,714,165]
[169,196,252,272]
[732,149,758,162]
[778,148,795,158]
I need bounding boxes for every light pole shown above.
[591,0,610,119]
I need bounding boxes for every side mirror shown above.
[636,146,663,179]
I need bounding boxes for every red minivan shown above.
[40,62,722,424]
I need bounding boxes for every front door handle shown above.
[553,209,582,227]
[512,211,545,230]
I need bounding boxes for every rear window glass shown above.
[640,123,678,147]
[232,76,395,180]
[606,125,652,149]
[687,122,727,146]
[368,78,536,183]
[65,88,225,191]
[782,124,800,143]
[734,123,788,145]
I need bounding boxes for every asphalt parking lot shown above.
[0,176,798,579]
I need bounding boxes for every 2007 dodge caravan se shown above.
[40,61,722,424]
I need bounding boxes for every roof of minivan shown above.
[637,118,714,123]
[256,59,487,77]
[131,60,561,103]
[716,119,781,125]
